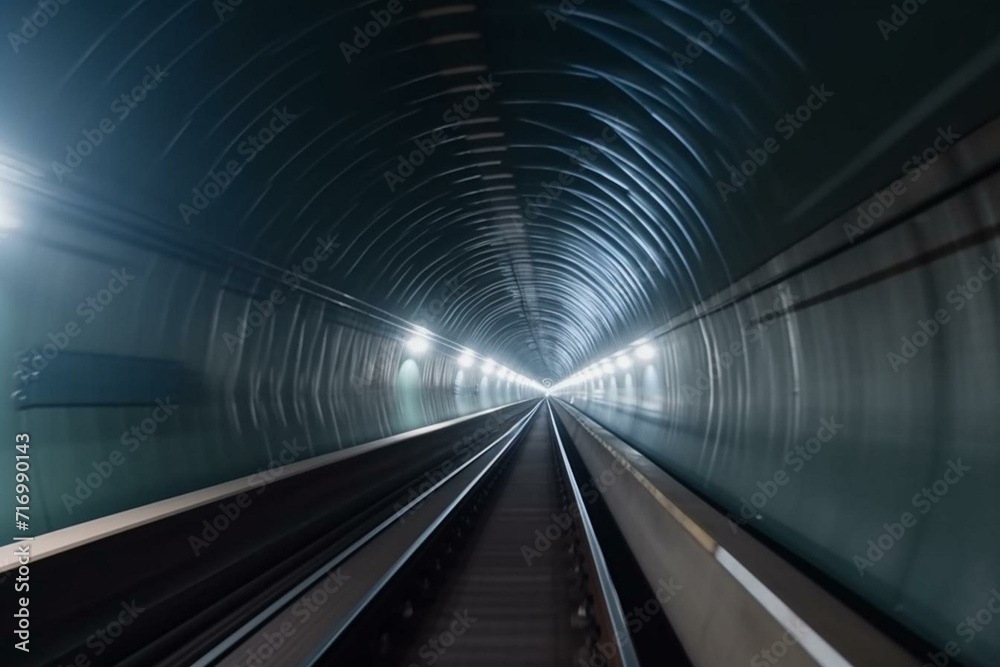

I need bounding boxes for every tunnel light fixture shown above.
[0,196,19,231]
[635,343,656,361]
[601,362,615,375]
[482,359,495,375]
[457,350,475,368]
[615,354,632,369]
[406,330,430,355]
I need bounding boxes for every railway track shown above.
[315,401,643,666]
[387,406,588,666]
[207,400,642,666]
[15,398,928,666]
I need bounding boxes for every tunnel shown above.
[1,0,999,665]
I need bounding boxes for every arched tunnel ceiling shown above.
[2,0,999,379]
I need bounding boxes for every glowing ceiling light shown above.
[406,331,430,355]
[457,351,474,368]
[0,195,18,232]
[636,343,656,361]
[616,354,632,369]
[601,362,615,375]
[482,359,495,375]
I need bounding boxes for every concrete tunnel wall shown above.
[554,131,1000,666]
[0,219,537,536]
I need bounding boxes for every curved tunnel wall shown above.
[2,0,999,384]
[1,1,999,663]
[0,217,536,536]
[555,123,1000,665]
